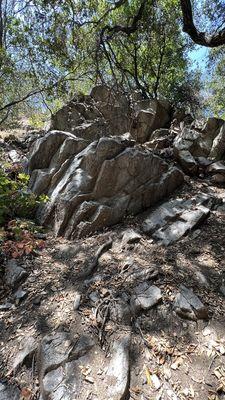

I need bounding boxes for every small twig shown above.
[208,354,217,371]
[134,320,152,349]
[99,304,110,345]
[31,353,35,389]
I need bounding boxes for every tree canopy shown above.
[0,0,224,125]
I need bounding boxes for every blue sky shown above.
[189,46,209,72]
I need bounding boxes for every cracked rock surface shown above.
[29,134,183,238]
[142,193,214,245]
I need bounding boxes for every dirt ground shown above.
[0,176,225,399]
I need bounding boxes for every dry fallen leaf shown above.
[21,387,33,400]
[144,365,152,385]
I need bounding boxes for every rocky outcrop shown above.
[50,85,131,140]
[173,118,225,174]
[28,132,184,238]
[49,85,171,143]
[38,333,95,400]
[27,86,225,238]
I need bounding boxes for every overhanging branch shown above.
[100,0,146,41]
[180,0,225,47]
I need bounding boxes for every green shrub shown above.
[0,164,48,225]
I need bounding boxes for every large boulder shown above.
[173,128,200,174]
[28,132,184,238]
[131,99,171,143]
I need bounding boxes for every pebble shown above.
[202,327,211,336]
[0,303,13,311]
[89,291,99,303]
[33,295,42,305]
[14,288,27,303]
[73,293,81,310]
[151,374,161,390]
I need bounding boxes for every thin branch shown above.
[153,28,166,98]
[0,70,93,113]
[100,0,146,41]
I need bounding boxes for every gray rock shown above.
[142,198,184,234]
[28,134,183,238]
[146,136,170,150]
[194,271,209,287]
[38,332,74,379]
[211,173,225,184]
[151,128,170,140]
[73,292,81,310]
[131,283,162,313]
[91,85,113,102]
[126,265,158,284]
[0,303,13,311]
[173,121,224,174]
[210,122,225,160]
[0,382,20,400]
[207,161,225,175]
[220,285,225,296]
[38,333,94,380]
[4,260,28,287]
[153,206,210,245]
[12,336,38,372]
[105,334,131,400]
[8,150,21,163]
[39,333,94,400]
[54,243,81,260]
[41,356,89,400]
[89,291,99,304]
[50,85,131,138]
[33,295,42,305]
[196,157,213,167]
[110,299,131,326]
[175,149,198,175]
[174,285,208,320]
[142,194,212,245]
[216,203,225,213]
[131,100,171,143]
[173,127,201,174]
[71,335,95,359]
[14,288,27,303]
[122,229,141,245]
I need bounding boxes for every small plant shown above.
[2,219,46,258]
[0,163,48,225]
[0,162,48,259]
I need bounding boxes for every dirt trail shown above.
[1,177,225,399]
